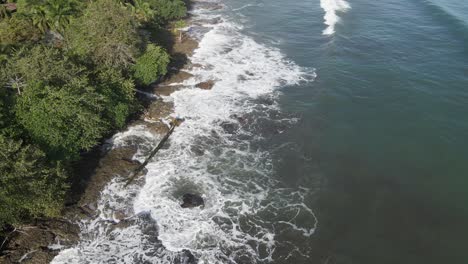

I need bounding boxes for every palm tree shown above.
[125,0,155,23]
[30,0,78,33]
[44,0,77,32]
[172,20,187,43]
[31,6,49,33]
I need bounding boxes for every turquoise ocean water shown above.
[226,0,468,263]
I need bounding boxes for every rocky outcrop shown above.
[195,80,215,90]
[0,11,204,264]
[0,219,79,264]
[181,194,205,208]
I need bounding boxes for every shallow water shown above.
[53,0,468,263]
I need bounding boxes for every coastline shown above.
[3,1,313,262]
[0,16,201,264]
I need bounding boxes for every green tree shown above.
[172,19,186,42]
[0,135,68,227]
[43,0,79,32]
[124,0,155,23]
[6,45,85,88]
[95,67,137,129]
[16,80,106,159]
[147,0,187,22]
[66,0,138,70]
[0,65,18,135]
[133,44,170,85]
[5,46,109,159]
[0,15,42,45]
[25,0,80,33]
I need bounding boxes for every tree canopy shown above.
[134,44,170,85]
[0,0,187,230]
[0,135,67,226]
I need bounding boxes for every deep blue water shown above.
[227,0,468,263]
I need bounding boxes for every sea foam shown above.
[320,0,351,35]
[52,1,316,263]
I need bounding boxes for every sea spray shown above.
[52,1,317,263]
[320,0,351,35]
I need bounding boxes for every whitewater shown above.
[52,1,317,263]
[320,0,351,35]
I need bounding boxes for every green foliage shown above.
[0,135,67,226]
[0,0,181,231]
[95,67,137,129]
[124,0,155,23]
[8,46,105,157]
[16,80,107,159]
[148,0,187,22]
[0,5,10,20]
[0,72,15,132]
[6,45,85,87]
[173,19,187,29]
[133,44,170,85]
[66,0,138,70]
[16,0,81,33]
[0,15,42,45]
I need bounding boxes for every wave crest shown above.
[320,0,351,35]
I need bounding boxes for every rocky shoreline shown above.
[0,17,206,264]
[0,1,226,261]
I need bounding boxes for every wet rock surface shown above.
[195,80,215,90]
[0,15,203,264]
[181,193,205,208]
[0,219,79,264]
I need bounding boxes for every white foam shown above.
[104,125,162,161]
[52,2,317,263]
[232,3,263,12]
[320,0,351,35]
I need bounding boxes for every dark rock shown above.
[0,219,80,263]
[181,194,204,208]
[121,157,141,166]
[195,80,215,90]
[233,114,247,125]
[237,75,247,81]
[44,30,64,47]
[193,17,222,26]
[177,249,197,264]
[220,121,239,134]
[245,71,255,76]
[137,212,158,237]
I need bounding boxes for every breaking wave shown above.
[320,0,351,35]
[52,1,317,263]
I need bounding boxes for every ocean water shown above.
[52,0,468,263]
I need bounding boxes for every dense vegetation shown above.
[0,0,186,232]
